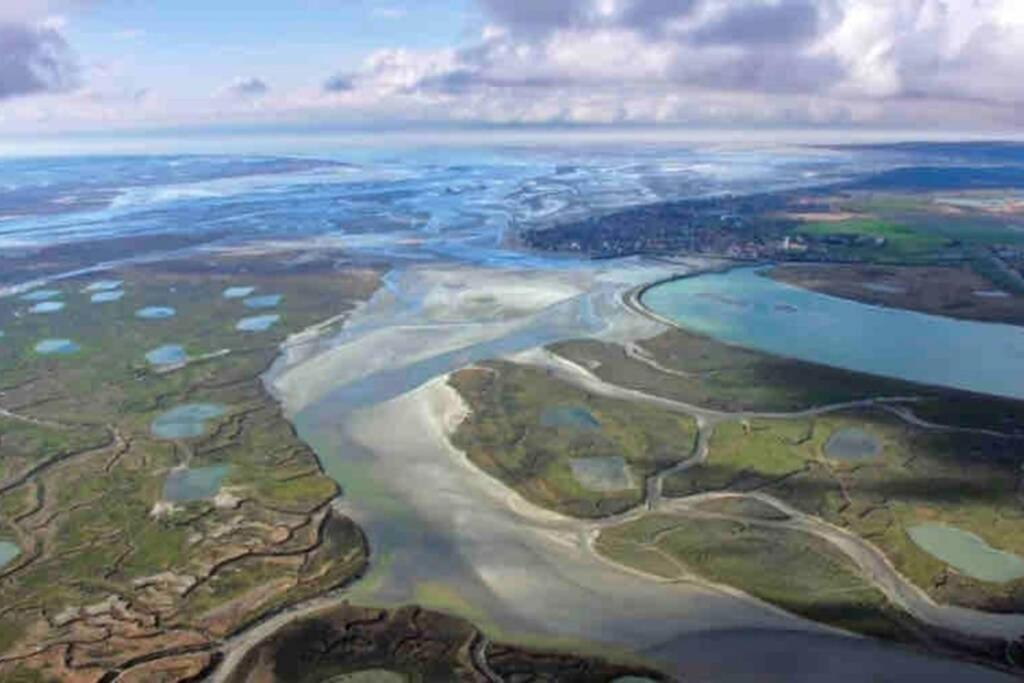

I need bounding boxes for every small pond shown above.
[223,286,257,299]
[20,289,61,302]
[136,306,176,319]
[236,314,280,332]
[29,301,65,313]
[570,456,633,492]
[151,403,227,439]
[244,294,283,309]
[83,280,123,292]
[35,338,79,355]
[91,290,125,303]
[824,427,882,461]
[0,541,20,569]
[163,464,230,501]
[540,405,601,430]
[908,524,1024,583]
[146,344,187,367]
[974,290,1010,299]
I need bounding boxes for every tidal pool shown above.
[223,286,256,299]
[146,344,187,367]
[236,314,280,331]
[824,427,881,461]
[540,405,601,430]
[570,456,633,491]
[34,338,79,355]
[0,541,20,569]
[908,524,1024,583]
[162,464,229,501]
[136,306,176,319]
[91,290,124,303]
[641,267,1024,400]
[29,301,65,313]
[244,294,282,309]
[151,403,226,439]
[20,289,61,301]
[83,280,122,292]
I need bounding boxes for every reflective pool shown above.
[641,267,1024,400]
[0,541,20,569]
[146,344,187,367]
[29,301,65,313]
[163,464,229,501]
[223,286,256,299]
[908,524,1024,583]
[91,290,124,303]
[151,403,226,439]
[244,294,282,309]
[34,338,79,355]
[236,314,280,331]
[136,306,176,319]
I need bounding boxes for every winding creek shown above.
[248,260,1020,682]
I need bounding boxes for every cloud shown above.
[0,21,78,100]
[226,76,269,98]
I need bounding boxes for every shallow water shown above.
[223,286,256,299]
[642,267,1024,400]
[163,465,229,501]
[0,541,20,569]
[91,290,124,303]
[244,294,282,309]
[908,524,1024,583]
[136,306,176,319]
[570,456,633,491]
[824,427,881,461]
[237,314,280,331]
[34,338,79,354]
[540,405,601,430]
[83,279,122,292]
[151,403,226,439]
[20,289,61,301]
[146,344,187,366]
[29,301,65,313]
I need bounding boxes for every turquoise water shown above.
[151,403,226,439]
[162,465,229,501]
[540,405,601,430]
[244,294,282,309]
[91,290,124,303]
[223,286,256,299]
[824,428,881,461]
[641,268,1024,400]
[35,338,79,354]
[136,306,176,319]
[236,314,280,331]
[20,289,61,301]
[907,524,1024,583]
[0,541,20,569]
[29,301,65,313]
[83,279,122,292]
[146,344,187,366]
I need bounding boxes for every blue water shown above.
[91,290,124,303]
[163,465,229,501]
[151,403,226,439]
[20,289,61,301]
[136,306,176,319]
[223,286,256,299]
[0,541,19,569]
[146,344,187,366]
[34,338,79,354]
[244,294,282,309]
[29,301,65,313]
[83,279,122,292]
[641,268,1024,400]
[236,314,280,331]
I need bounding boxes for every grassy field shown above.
[662,410,1024,613]
[449,361,698,518]
[550,329,911,413]
[797,217,948,260]
[596,513,921,643]
[0,249,380,680]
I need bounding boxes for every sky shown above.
[2,0,1024,135]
